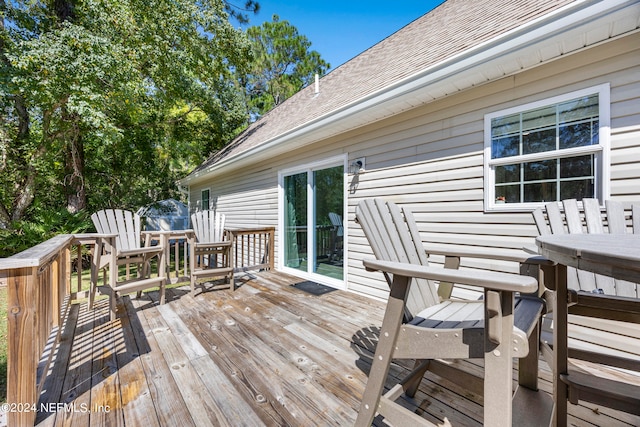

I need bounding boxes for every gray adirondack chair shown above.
[189,210,234,294]
[532,198,640,418]
[355,198,545,427]
[91,209,166,320]
[533,198,640,298]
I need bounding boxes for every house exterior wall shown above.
[189,32,640,302]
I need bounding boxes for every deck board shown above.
[33,270,640,427]
[125,297,196,427]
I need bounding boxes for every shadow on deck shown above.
[33,271,640,426]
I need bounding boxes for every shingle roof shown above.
[189,0,576,176]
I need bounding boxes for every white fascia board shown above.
[181,0,639,186]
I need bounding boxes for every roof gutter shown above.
[180,0,638,186]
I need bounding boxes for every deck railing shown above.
[228,227,275,271]
[0,227,275,425]
[0,234,75,427]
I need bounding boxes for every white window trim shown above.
[483,83,610,212]
[277,154,348,289]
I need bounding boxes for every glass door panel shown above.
[282,162,344,285]
[313,166,344,280]
[283,172,307,272]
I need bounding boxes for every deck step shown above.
[561,369,640,415]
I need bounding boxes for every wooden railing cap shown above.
[0,234,74,270]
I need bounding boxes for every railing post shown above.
[1,234,73,427]
[6,266,39,427]
[269,227,275,270]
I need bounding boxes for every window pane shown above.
[524,159,556,181]
[559,120,598,149]
[522,105,555,131]
[523,127,556,154]
[560,179,594,200]
[491,113,520,138]
[201,190,210,210]
[524,182,556,203]
[495,164,519,184]
[560,155,593,178]
[492,135,519,159]
[559,95,598,123]
[495,184,520,204]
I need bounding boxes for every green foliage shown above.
[243,14,330,119]
[0,0,332,248]
[0,208,93,257]
[0,0,255,226]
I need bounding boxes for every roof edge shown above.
[180,0,637,187]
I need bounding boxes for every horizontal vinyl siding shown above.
[191,32,640,302]
[346,32,640,300]
[610,69,640,201]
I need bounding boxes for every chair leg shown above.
[190,247,196,295]
[483,290,514,427]
[158,250,166,305]
[518,321,540,391]
[88,252,98,311]
[404,360,430,398]
[109,289,117,322]
[355,275,411,426]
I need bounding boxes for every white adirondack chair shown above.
[354,198,545,426]
[189,210,234,294]
[91,209,166,320]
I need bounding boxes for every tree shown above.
[243,14,330,119]
[0,0,254,227]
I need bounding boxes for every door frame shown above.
[277,154,348,289]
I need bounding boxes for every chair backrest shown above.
[91,209,142,251]
[532,198,640,297]
[328,212,344,237]
[356,198,440,319]
[191,210,226,243]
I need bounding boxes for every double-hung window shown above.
[484,84,609,211]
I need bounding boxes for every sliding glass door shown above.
[281,160,344,285]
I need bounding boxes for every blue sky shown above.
[243,1,446,70]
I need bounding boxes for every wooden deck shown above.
[33,271,640,427]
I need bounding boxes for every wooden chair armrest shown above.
[363,259,538,293]
[195,241,232,249]
[427,246,554,266]
[118,246,164,257]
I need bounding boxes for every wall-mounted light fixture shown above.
[350,157,365,175]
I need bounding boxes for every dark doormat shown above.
[292,281,337,296]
